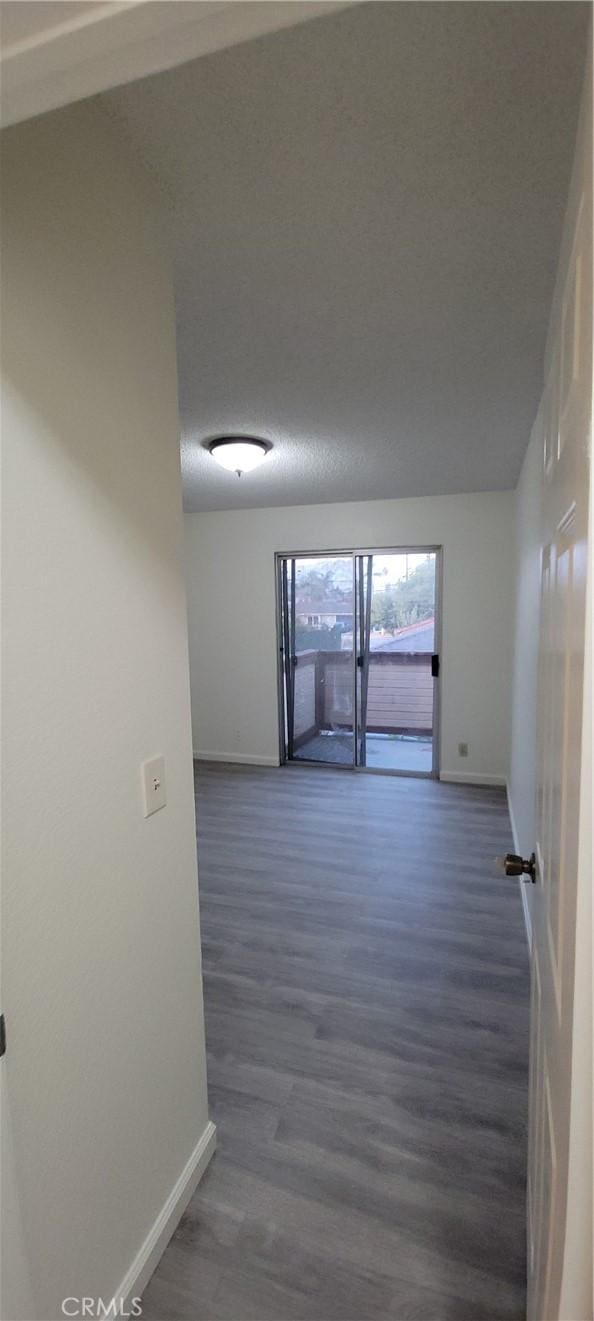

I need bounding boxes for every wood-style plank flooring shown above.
[142,763,529,1321]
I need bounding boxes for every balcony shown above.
[290,648,434,771]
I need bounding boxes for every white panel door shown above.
[528,107,592,1321]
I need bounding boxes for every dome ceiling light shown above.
[207,436,272,477]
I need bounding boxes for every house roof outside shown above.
[372,618,435,652]
[296,598,353,616]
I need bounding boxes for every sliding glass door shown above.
[278,554,354,766]
[355,550,439,774]
[278,548,440,776]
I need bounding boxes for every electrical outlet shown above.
[458,742,469,758]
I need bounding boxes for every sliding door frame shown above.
[275,545,442,779]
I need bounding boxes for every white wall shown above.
[508,409,544,871]
[185,491,515,783]
[2,102,211,1319]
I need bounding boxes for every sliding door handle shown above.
[431,654,440,678]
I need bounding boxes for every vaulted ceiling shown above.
[102,2,588,510]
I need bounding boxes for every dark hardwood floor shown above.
[141,762,529,1321]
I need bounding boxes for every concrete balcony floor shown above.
[292,732,433,773]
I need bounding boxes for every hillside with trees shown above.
[371,559,434,631]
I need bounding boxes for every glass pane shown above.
[358,552,437,773]
[288,555,354,767]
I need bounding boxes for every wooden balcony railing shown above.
[292,649,433,750]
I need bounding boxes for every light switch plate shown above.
[141,755,166,817]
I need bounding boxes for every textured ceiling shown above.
[0,1,101,48]
[102,2,588,511]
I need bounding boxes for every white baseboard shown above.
[506,780,533,952]
[112,1119,217,1312]
[440,771,507,787]
[193,750,279,767]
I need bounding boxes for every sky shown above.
[298,552,434,589]
[371,553,432,585]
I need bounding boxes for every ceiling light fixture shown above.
[207,436,272,477]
